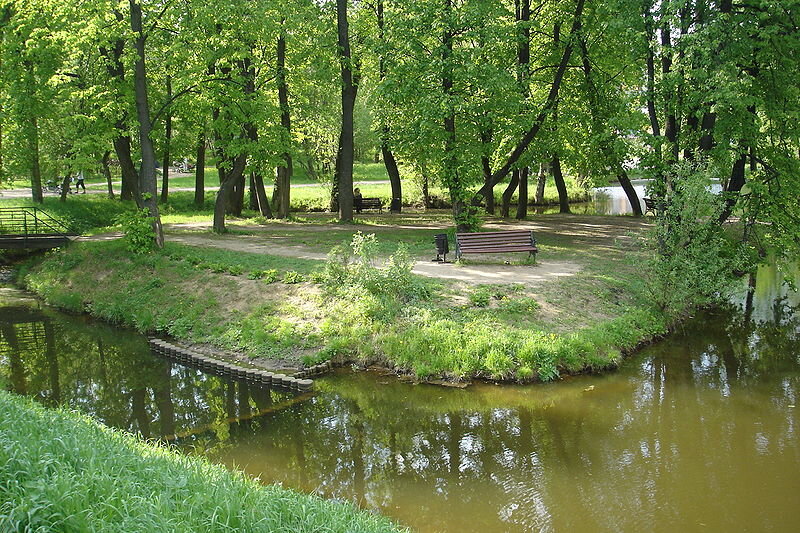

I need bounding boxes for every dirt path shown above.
[79,214,650,286]
[166,231,582,285]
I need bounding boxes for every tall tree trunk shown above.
[376,0,403,214]
[101,151,115,199]
[100,23,140,204]
[442,0,470,231]
[276,25,292,219]
[473,0,585,201]
[382,136,402,213]
[194,130,205,206]
[515,167,529,219]
[480,129,494,214]
[579,38,641,216]
[28,114,43,204]
[213,57,256,231]
[337,0,355,222]
[160,74,172,203]
[501,170,520,218]
[535,162,547,203]
[129,0,164,247]
[551,155,570,213]
[513,0,531,222]
[251,172,273,218]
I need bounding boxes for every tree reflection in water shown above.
[1,272,798,532]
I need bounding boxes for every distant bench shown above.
[357,197,383,213]
[455,230,537,261]
[642,197,665,215]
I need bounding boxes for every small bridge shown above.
[0,207,78,250]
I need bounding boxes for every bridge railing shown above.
[0,207,73,236]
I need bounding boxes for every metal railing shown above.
[0,207,75,248]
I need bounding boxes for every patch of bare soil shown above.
[166,232,584,286]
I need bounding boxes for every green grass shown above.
[18,240,323,357]
[18,210,671,382]
[0,390,406,532]
[4,163,593,230]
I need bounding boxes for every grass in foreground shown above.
[0,390,405,532]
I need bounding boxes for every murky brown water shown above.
[1,264,798,532]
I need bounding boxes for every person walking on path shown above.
[75,171,86,194]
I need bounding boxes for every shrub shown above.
[283,271,305,284]
[645,163,754,315]
[115,208,155,254]
[321,232,430,302]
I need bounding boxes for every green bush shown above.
[115,208,156,254]
[321,233,430,302]
[283,271,305,284]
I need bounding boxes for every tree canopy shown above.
[0,0,797,255]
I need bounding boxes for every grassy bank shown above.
[0,390,405,532]
[18,213,673,382]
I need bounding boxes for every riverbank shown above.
[0,390,405,532]
[16,213,674,383]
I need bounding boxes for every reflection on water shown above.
[1,268,799,532]
[0,291,296,443]
[592,180,722,215]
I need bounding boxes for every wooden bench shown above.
[357,197,383,213]
[642,197,665,215]
[455,230,537,261]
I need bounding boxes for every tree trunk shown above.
[515,166,529,219]
[101,151,115,199]
[535,162,547,203]
[213,153,247,233]
[276,25,292,219]
[194,131,205,206]
[114,132,140,203]
[382,137,402,213]
[28,114,43,204]
[578,38,641,216]
[377,2,402,213]
[473,0,585,201]
[480,129,494,214]
[130,0,164,247]
[214,56,256,230]
[160,74,172,203]
[441,0,469,230]
[251,172,273,218]
[100,27,140,204]
[59,173,71,202]
[718,152,747,224]
[551,154,570,214]
[501,170,520,218]
[0,98,4,185]
[337,0,355,222]
[420,163,431,208]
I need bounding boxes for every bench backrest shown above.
[456,230,535,249]
[361,198,382,206]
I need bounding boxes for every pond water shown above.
[1,264,798,532]
[590,180,723,216]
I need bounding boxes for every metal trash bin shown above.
[434,233,449,263]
